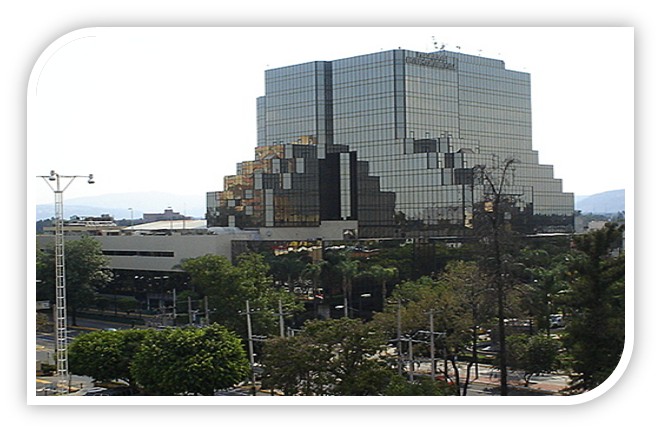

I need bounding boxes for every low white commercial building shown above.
[37,219,357,273]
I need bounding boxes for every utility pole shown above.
[278,299,285,338]
[172,288,177,326]
[429,310,435,381]
[38,170,94,395]
[204,296,210,326]
[343,295,349,318]
[188,296,194,325]
[408,337,414,382]
[242,300,257,395]
[396,299,403,376]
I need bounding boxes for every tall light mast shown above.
[38,170,94,394]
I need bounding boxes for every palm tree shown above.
[367,264,399,310]
[302,261,325,315]
[336,257,359,318]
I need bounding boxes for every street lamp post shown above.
[38,170,94,395]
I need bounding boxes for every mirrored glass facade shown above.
[207,139,396,237]
[209,49,574,238]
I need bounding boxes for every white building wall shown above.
[37,232,255,273]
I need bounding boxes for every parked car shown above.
[83,386,134,396]
[549,314,565,328]
[82,387,108,396]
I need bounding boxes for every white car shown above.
[549,315,565,328]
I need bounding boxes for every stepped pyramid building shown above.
[207,48,574,239]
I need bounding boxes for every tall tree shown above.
[302,260,325,317]
[366,264,399,311]
[180,253,301,338]
[36,236,113,325]
[561,224,625,393]
[440,261,491,395]
[472,158,522,396]
[335,255,359,318]
[265,251,309,287]
[371,262,489,396]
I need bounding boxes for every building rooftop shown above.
[124,219,207,232]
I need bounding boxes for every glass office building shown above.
[206,139,397,238]
[208,49,574,238]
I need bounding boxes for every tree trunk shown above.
[450,356,461,396]
[498,280,508,395]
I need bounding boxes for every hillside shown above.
[575,189,625,214]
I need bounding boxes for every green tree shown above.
[560,224,625,393]
[518,248,571,337]
[180,253,301,338]
[36,236,113,325]
[364,242,415,281]
[384,374,456,396]
[365,264,399,310]
[301,261,324,294]
[131,324,250,395]
[336,256,359,318]
[262,318,391,395]
[36,312,51,333]
[261,335,329,395]
[505,333,561,387]
[266,251,309,287]
[301,260,326,318]
[372,262,487,396]
[439,261,491,395]
[69,329,146,389]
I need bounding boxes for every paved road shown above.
[37,321,571,397]
[407,359,571,396]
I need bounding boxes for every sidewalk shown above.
[471,370,570,395]
[461,367,570,396]
[409,360,571,395]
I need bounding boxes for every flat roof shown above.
[124,220,207,231]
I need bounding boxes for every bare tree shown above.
[473,158,520,396]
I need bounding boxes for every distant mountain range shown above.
[35,189,626,221]
[574,189,625,214]
[35,191,207,220]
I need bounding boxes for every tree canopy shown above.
[263,318,396,395]
[69,329,146,388]
[36,236,113,325]
[130,324,250,395]
[180,253,302,338]
[560,223,625,392]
